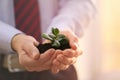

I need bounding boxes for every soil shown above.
[37,43,70,54]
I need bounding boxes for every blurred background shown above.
[75,0,120,80]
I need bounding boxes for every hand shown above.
[18,48,56,72]
[51,31,82,73]
[11,34,40,60]
[11,34,56,71]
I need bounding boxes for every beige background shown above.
[76,0,120,80]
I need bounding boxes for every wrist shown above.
[11,33,26,52]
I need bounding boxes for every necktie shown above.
[14,0,41,42]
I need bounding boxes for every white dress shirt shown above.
[0,0,96,53]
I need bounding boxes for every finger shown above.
[51,65,60,74]
[45,49,62,65]
[56,54,76,65]
[52,59,69,70]
[51,59,60,73]
[55,50,63,55]
[47,51,57,64]
[75,47,83,57]
[56,61,69,70]
[30,46,40,60]
[71,40,83,57]
[23,44,40,60]
[63,48,82,57]
[40,49,55,63]
[63,49,76,57]
[18,50,40,67]
[67,33,79,50]
[59,64,69,70]
[52,59,60,67]
[18,49,55,72]
[18,50,31,66]
[34,40,39,46]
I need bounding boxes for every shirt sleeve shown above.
[47,0,96,37]
[0,21,22,54]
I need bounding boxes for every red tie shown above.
[14,0,41,42]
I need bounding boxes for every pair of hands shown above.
[11,31,82,74]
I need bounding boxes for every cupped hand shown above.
[11,34,56,72]
[18,48,56,72]
[11,34,40,60]
[51,30,82,73]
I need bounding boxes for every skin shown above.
[51,31,82,73]
[11,34,57,71]
[11,30,82,73]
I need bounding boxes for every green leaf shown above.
[59,38,69,45]
[41,33,53,41]
[52,40,60,47]
[57,34,66,41]
[52,27,59,36]
[58,34,66,39]
[48,34,56,39]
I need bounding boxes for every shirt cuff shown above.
[0,21,22,54]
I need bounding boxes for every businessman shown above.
[0,0,96,80]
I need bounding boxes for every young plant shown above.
[37,27,70,53]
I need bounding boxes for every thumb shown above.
[60,31,79,50]
[30,47,40,60]
[34,40,39,46]
[29,40,40,60]
[69,36,79,50]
